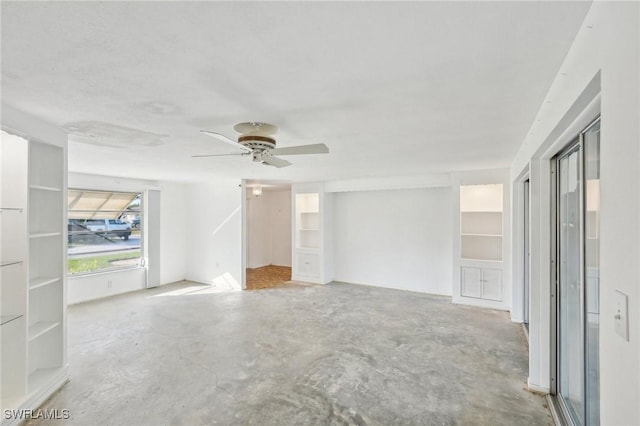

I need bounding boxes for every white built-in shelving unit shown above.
[453,174,510,310]
[291,183,332,284]
[296,193,320,249]
[460,184,503,265]
[1,133,29,411]
[459,184,504,303]
[1,131,67,425]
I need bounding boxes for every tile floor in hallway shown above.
[245,265,292,290]
[28,281,552,425]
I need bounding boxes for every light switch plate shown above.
[614,290,629,341]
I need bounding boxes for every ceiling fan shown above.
[193,122,329,168]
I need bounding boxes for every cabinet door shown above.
[297,253,319,278]
[481,268,503,301]
[461,267,481,298]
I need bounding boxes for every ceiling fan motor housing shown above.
[238,135,276,152]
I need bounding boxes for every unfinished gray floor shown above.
[28,281,551,425]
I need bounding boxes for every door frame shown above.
[551,137,583,424]
[523,177,530,329]
[520,75,600,396]
[511,167,531,325]
[550,116,601,425]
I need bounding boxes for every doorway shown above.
[245,183,292,290]
[552,118,600,426]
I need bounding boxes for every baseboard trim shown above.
[1,367,68,426]
[527,379,550,395]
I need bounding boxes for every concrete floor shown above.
[29,281,552,425]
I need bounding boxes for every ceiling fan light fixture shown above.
[195,122,329,168]
[238,135,276,151]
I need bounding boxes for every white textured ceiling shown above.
[1,1,591,183]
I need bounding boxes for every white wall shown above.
[247,194,271,268]
[159,182,187,284]
[185,179,242,290]
[68,268,146,304]
[67,173,188,303]
[247,189,291,268]
[268,190,292,267]
[332,187,452,295]
[510,3,639,424]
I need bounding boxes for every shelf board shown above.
[28,321,61,341]
[298,228,320,232]
[460,257,503,263]
[29,184,62,192]
[0,260,23,268]
[298,246,320,250]
[29,232,62,239]
[28,367,64,393]
[300,212,319,215]
[1,314,23,326]
[30,276,61,290]
[461,233,502,237]
[460,210,503,214]
[0,207,24,212]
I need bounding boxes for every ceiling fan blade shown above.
[200,130,252,152]
[192,153,249,158]
[269,143,329,156]
[261,156,291,168]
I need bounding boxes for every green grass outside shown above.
[68,250,141,274]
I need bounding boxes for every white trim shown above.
[68,265,144,279]
[324,174,450,192]
[2,368,68,426]
[240,179,247,290]
[144,189,161,288]
[527,379,550,395]
[68,172,160,192]
[511,166,530,323]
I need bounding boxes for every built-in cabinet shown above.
[291,183,332,284]
[453,174,510,310]
[460,266,503,301]
[1,131,67,425]
[1,133,28,408]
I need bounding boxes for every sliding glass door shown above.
[558,143,584,424]
[555,118,600,426]
[583,121,600,426]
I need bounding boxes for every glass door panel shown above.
[584,121,600,425]
[558,146,584,425]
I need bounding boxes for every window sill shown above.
[68,265,145,280]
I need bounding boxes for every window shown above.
[67,189,142,275]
